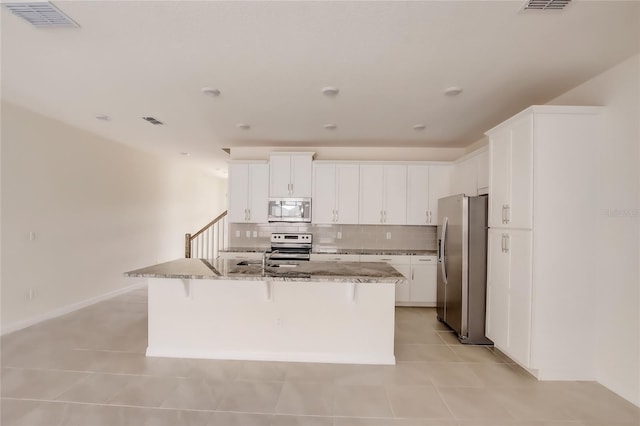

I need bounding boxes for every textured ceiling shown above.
[2,1,639,174]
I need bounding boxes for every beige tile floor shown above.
[2,287,638,426]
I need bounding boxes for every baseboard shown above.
[1,282,147,335]
[146,347,396,365]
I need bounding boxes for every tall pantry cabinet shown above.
[486,106,602,380]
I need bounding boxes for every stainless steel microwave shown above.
[268,198,311,223]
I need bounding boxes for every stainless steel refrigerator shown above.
[437,194,492,345]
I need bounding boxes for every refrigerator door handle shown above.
[440,217,448,285]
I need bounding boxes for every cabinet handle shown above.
[426,211,429,224]
[501,234,505,252]
[247,209,251,221]
[380,258,392,261]
[504,233,510,253]
[384,210,387,223]
[502,205,507,224]
[380,210,383,223]
[429,211,433,224]
[411,269,414,280]
[335,209,338,222]
[505,204,510,224]
[244,209,248,221]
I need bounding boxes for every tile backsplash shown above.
[229,223,437,251]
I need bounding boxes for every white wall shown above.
[1,101,227,333]
[548,54,640,405]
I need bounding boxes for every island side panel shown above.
[146,278,396,365]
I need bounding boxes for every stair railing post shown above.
[185,233,192,258]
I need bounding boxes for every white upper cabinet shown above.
[407,165,451,225]
[407,166,429,225]
[359,164,407,225]
[269,153,313,197]
[312,163,359,224]
[427,166,451,225]
[228,162,269,223]
[476,150,489,194]
[488,114,533,229]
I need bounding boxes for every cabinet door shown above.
[228,163,249,223]
[290,155,313,197]
[269,155,292,197]
[335,164,359,224]
[409,262,437,304]
[506,230,533,367]
[428,166,451,225]
[407,165,429,225]
[394,264,411,302]
[359,165,384,224]
[486,229,509,349]
[489,129,511,228]
[476,151,489,193]
[248,164,269,223]
[383,165,407,225]
[508,115,533,229]
[452,158,477,197]
[312,164,337,224]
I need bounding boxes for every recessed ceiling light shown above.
[201,87,221,97]
[321,86,340,96]
[180,152,190,156]
[444,86,463,96]
[324,123,337,130]
[237,123,251,130]
[95,114,110,121]
[413,124,426,130]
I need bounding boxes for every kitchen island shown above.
[125,258,405,365]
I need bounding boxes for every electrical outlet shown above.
[235,230,240,238]
[336,231,342,239]
[253,231,258,238]
[29,231,36,241]
[245,231,251,238]
[386,232,392,240]
[28,289,35,300]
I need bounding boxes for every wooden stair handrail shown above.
[185,210,227,258]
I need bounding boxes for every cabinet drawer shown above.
[411,256,436,265]
[310,254,360,262]
[360,255,411,265]
[219,252,263,260]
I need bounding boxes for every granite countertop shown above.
[221,248,437,256]
[125,258,406,283]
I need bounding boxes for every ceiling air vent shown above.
[142,117,164,126]
[523,0,571,11]
[4,2,79,28]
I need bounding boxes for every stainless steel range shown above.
[269,233,312,262]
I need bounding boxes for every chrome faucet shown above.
[262,249,279,270]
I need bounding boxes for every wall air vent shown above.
[142,117,164,125]
[4,2,79,28]
[523,0,571,11]
[523,0,571,10]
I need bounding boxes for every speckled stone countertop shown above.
[125,258,406,283]
[221,248,437,256]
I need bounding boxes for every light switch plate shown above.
[245,231,251,238]
[386,232,391,240]
[336,231,342,239]
[235,230,241,238]
[253,231,258,238]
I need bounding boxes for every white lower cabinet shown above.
[360,255,436,306]
[486,228,532,367]
[408,256,437,305]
